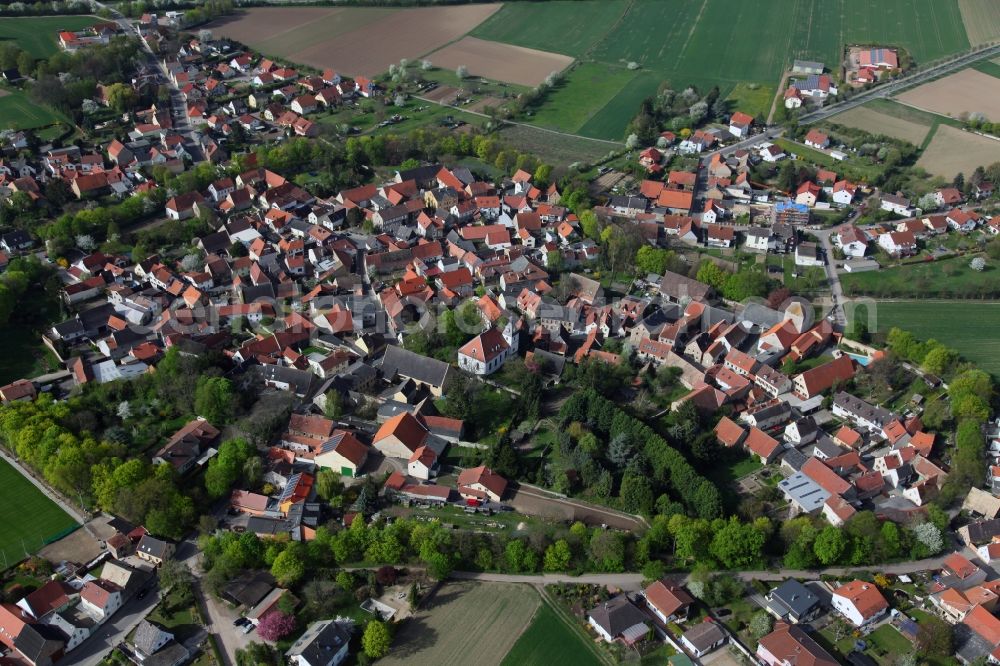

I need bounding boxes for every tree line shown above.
[559,389,724,520]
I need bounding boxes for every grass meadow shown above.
[0,15,98,58]
[0,88,67,129]
[848,299,1000,377]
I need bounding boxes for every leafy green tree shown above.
[270,547,306,586]
[589,531,625,572]
[505,539,538,573]
[619,474,654,514]
[324,390,344,419]
[710,517,768,569]
[813,525,849,565]
[315,468,344,501]
[749,610,774,640]
[204,438,254,499]
[635,246,672,275]
[579,209,601,239]
[194,376,236,424]
[543,539,572,572]
[363,620,391,659]
[915,615,952,659]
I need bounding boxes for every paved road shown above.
[801,43,1000,124]
[73,586,161,666]
[176,538,246,665]
[453,551,953,590]
[92,2,196,143]
[812,227,846,327]
[452,570,647,590]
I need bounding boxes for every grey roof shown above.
[778,472,830,512]
[223,571,275,607]
[791,416,817,436]
[52,318,86,338]
[133,619,173,656]
[659,270,711,302]
[747,401,791,423]
[286,619,352,665]
[680,621,726,651]
[833,392,896,427]
[964,518,1000,544]
[955,623,993,663]
[588,595,648,638]
[768,579,820,619]
[379,345,450,388]
[141,641,189,666]
[396,163,442,183]
[136,535,171,559]
[811,436,843,460]
[260,364,318,396]
[14,624,65,664]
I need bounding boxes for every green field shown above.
[472,0,976,139]
[0,88,67,129]
[578,71,660,140]
[971,60,1000,79]
[841,254,1000,298]
[0,15,98,59]
[498,124,616,166]
[501,598,603,666]
[774,137,883,182]
[0,458,78,570]
[848,300,1000,377]
[526,62,638,135]
[469,0,627,58]
[726,82,776,119]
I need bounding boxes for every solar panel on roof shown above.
[278,473,301,502]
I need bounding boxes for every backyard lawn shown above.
[840,253,999,299]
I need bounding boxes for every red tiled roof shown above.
[802,457,852,496]
[714,416,746,447]
[833,580,887,621]
[457,465,507,498]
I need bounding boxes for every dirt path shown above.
[767,70,790,124]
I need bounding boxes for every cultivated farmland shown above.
[471,0,975,139]
[898,68,1000,120]
[468,0,627,58]
[0,459,78,570]
[500,599,603,666]
[959,0,1000,46]
[916,125,1000,178]
[426,37,572,87]
[0,15,99,58]
[829,106,930,145]
[524,62,637,135]
[379,581,539,666]
[577,71,660,141]
[207,4,500,77]
[849,300,1000,377]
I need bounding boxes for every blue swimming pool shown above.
[845,352,871,366]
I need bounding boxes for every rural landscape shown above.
[2,1,1000,666]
